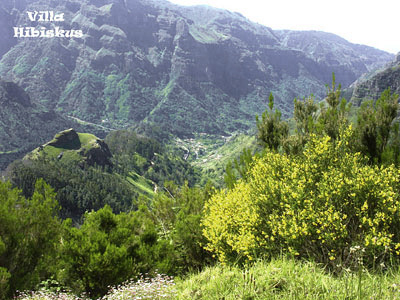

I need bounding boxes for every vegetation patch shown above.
[126,170,155,198]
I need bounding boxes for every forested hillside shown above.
[6,128,200,221]
[0,80,82,170]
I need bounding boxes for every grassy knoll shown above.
[27,131,100,164]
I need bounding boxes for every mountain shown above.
[0,0,393,139]
[350,52,400,105]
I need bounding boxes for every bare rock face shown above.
[80,138,112,167]
[46,128,81,149]
[351,55,400,105]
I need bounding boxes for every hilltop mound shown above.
[27,128,112,167]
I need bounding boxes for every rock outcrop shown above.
[80,138,113,167]
[46,128,81,149]
[351,53,400,105]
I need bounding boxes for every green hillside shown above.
[7,128,199,221]
[174,132,257,185]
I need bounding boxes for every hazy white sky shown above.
[169,0,400,54]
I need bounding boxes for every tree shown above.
[7,159,137,221]
[256,92,289,151]
[284,95,319,154]
[317,73,350,141]
[58,205,169,298]
[0,241,10,300]
[293,95,319,136]
[0,180,61,299]
[224,148,254,189]
[150,181,215,273]
[356,88,400,163]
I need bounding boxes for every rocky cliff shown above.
[351,53,400,105]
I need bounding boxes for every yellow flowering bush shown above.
[202,127,400,267]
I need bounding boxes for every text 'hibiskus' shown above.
[14,11,83,38]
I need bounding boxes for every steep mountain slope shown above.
[351,53,400,104]
[275,30,389,84]
[0,80,76,170]
[0,79,109,170]
[0,0,393,138]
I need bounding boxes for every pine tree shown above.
[256,93,289,151]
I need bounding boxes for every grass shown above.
[77,133,98,146]
[0,149,20,154]
[42,146,81,162]
[15,258,400,299]
[189,25,229,44]
[192,133,256,171]
[27,132,100,164]
[125,171,155,198]
[175,258,400,299]
[176,132,257,185]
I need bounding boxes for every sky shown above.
[168,0,400,54]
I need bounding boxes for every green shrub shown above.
[149,182,215,274]
[0,180,61,299]
[202,126,400,268]
[0,267,10,300]
[58,205,176,298]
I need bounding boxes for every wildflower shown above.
[101,272,176,300]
